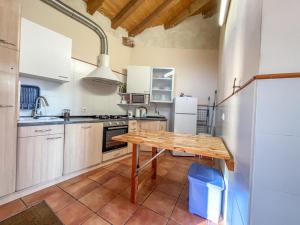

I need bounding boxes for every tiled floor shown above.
[0,152,222,225]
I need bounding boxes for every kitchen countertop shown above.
[17,116,167,127]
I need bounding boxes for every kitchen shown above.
[0,0,300,225]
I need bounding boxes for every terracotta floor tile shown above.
[57,175,87,189]
[105,163,131,175]
[167,219,180,225]
[22,186,75,212]
[179,185,189,202]
[155,179,183,198]
[82,214,110,225]
[159,160,175,169]
[143,190,177,217]
[56,201,93,225]
[121,184,154,205]
[171,200,207,225]
[63,178,99,199]
[79,186,117,212]
[0,199,26,222]
[97,195,138,225]
[102,175,130,194]
[164,170,187,184]
[126,206,168,225]
[88,169,118,184]
[118,157,132,166]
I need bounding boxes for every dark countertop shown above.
[18,116,167,127]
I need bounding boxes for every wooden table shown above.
[112,131,233,203]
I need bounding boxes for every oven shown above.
[102,124,128,152]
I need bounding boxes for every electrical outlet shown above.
[81,107,87,113]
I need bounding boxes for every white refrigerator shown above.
[171,97,198,156]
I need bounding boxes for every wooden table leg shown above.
[131,144,139,203]
[151,147,157,179]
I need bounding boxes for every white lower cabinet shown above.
[64,123,103,174]
[16,125,64,190]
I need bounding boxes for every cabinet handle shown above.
[0,104,14,108]
[35,129,51,133]
[58,75,68,79]
[0,39,16,46]
[47,137,62,140]
[81,126,91,129]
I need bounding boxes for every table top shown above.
[113,131,232,161]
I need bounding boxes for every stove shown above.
[95,115,128,120]
[98,115,129,152]
[94,115,128,127]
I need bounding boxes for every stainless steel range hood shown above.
[41,0,121,85]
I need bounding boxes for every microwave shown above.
[130,94,150,104]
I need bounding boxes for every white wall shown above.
[20,59,126,116]
[218,0,262,101]
[259,0,300,74]
[217,0,262,224]
[216,82,257,225]
[250,78,300,225]
[130,46,218,105]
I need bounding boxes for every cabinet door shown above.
[20,18,72,82]
[0,46,19,74]
[159,121,167,131]
[128,120,138,153]
[127,66,151,94]
[139,121,160,151]
[0,0,21,50]
[139,121,160,131]
[64,123,85,174]
[64,123,102,174]
[84,123,102,167]
[17,135,44,190]
[0,107,16,196]
[0,71,17,107]
[42,134,64,182]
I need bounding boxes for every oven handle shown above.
[106,126,128,130]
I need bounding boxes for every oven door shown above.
[103,125,128,152]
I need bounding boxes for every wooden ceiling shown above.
[84,0,218,36]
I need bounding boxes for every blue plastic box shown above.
[188,163,225,223]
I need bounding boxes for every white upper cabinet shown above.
[19,18,72,82]
[127,66,151,94]
[150,67,175,103]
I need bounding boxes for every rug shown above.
[0,201,63,225]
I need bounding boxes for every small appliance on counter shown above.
[128,110,134,118]
[135,108,141,117]
[62,109,71,119]
[135,106,147,118]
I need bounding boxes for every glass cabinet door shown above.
[151,68,174,103]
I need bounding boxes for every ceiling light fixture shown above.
[219,0,229,26]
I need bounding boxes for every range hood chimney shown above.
[41,0,121,85]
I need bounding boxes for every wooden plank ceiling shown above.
[84,0,218,36]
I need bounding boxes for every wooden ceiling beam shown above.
[111,0,144,29]
[164,0,211,29]
[129,0,176,37]
[87,0,105,15]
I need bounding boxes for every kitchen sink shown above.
[18,116,64,123]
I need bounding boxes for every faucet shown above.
[32,96,49,118]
